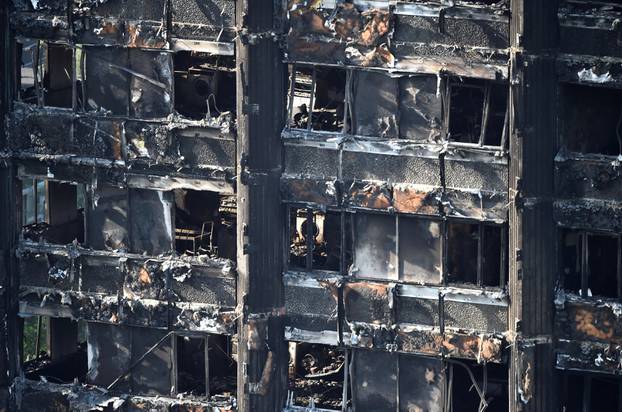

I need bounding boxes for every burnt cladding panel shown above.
[393,15,509,49]
[396,294,440,326]
[342,150,441,185]
[79,255,122,294]
[176,129,236,168]
[285,282,338,332]
[9,110,74,154]
[171,0,235,26]
[352,350,398,412]
[87,185,129,251]
[444,299,508,333]
[284,144,339,179]
[444,158,508,192]
[128,50,173,119]
[129,189,174,255]
[352,71,398,139]
[172,266,236,306]
[399,75,443,142]
[85,47,130,115]
[84,0,166,20]
[344,283,392,324]
[560,25,622,58]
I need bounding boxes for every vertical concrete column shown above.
[509,1,559,411]
[236,1,287,411]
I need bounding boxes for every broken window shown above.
[176,334,237,397]
[288,208,343,272]
[561,83,622,156]
[448,360,508,412]
[287,64,347,132]
[288,342,347,410]
[21,179,86,245]
[21,316,87,383]
[560,229,621,299]
[447,221,507,288]
[174,189,236,259]
[560,371,621,412]
[16,39,74,108]
[174,52,236,120]
[446,79,508,148]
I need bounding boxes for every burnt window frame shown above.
[18,177,87,245]
[286,63,350,134]
[559,371,622,412]
[15,37,77,110]
[172,332,237,398]
[444,78,509,150]
[284,207,508,290]
[285,205,350,275]
[559,228,622,300]
[286,342,350,410]
[445,220,508,289]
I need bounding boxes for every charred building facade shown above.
[0,0,621,411]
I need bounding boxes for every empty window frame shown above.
[287,64,348,132]
[446,79,508,148]
[287,207,345,272]
[446,221,507,288]
[173,52,236,120]
[447,360,509,412]
[16,39,74,108]
[560,371,622,412]
[288,342,348,410]
[560,229,621,299]
[560,83,622,156]
[20,316,87,383]
[174,189,236,259]
[21,179,86,244]
[174,333,237,397]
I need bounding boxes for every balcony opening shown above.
[174,189,236,259]
[288,65,347,132]
[447,79,507,148]
[289,208,342,272]
[447,222,506,288]
[173,52,236,120]
[560,83,622,156]
[21,316,87,383]
[21,179,86,245]
[288,342,347,410]
[560,229,620,299]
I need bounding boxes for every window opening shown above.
[447,221,506,287]
[174,190,236,259]
[561,229,621,299]
[447,79,508,148]
[288,64,347,132]
[21,179,85,245]
[288,208,342,272]
[21,316,87,383]
[288,342,347,410]
[173,52,236,120]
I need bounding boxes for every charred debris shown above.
[0,0,622,411]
